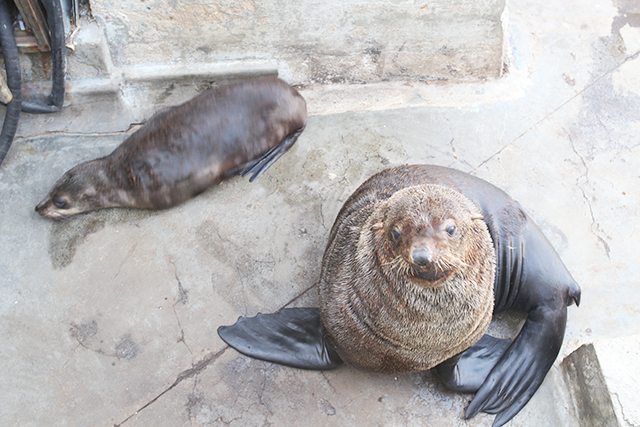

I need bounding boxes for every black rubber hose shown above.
[21,0,66,113]
[0,0,22,166]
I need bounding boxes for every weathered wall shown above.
[90,0,506,84]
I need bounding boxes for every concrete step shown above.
[562,335,640,427]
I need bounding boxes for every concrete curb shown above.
[562,336,640,427]
[22,60,278,97]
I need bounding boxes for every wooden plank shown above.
[13,0,50,51]
[14,30,42,52]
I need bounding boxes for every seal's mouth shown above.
[37,209,70,220]
[410,267,453,287]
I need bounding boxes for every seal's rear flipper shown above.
[241,127,304,182]
[464,306,567,427]
[435,335,511,393]
[217,307,343,370]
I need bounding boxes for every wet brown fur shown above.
[36,76,307,219]
[319,182,496,373]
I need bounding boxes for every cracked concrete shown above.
[1,0,639,425]
[567,131,613,259]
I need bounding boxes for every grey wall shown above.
[90,0,506,84]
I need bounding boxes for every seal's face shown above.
[35,164,100,220]
[375,185,484,288]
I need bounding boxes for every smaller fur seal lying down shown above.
[218,164,581,427]
[35,76,307,219]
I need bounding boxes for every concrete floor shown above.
[1,0,639,425]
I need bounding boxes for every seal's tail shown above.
[217,307,343,370]
[567,280,581,307]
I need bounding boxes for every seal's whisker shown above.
[439,253,469,271]
[396,258,410,278]
[383,256,402,269]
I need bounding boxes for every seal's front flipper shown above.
[464,306,567,427]
[241,127,304,182]
[435,335,510,393]
[217,307,343,370]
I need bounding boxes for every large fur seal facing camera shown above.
[35,76,307,219]
[218,164,581,427]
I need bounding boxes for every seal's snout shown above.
[411,247,432,266]
[35,198,49,214]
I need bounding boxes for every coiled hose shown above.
[0,0,66,166]
[0,0,22,166]
[22,0,66,113]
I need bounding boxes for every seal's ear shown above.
[471,214,484,222]
[370,222,384,231]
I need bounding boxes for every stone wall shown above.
[89,0,506,84]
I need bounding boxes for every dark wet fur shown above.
[36,76,307,218]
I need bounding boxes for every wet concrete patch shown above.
[70,319,99,344]
[612,0,640,39]
[48,208,155,269]
[50,217,108,269]
[319,398,337,416]
[115,334,140,360]
[184,392,206,422]
[69,319,140,361]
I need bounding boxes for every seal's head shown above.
[371,184,489,288]
[35,161,103,220]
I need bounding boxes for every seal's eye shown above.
[390,228,401,242]
[52,195,68,209]
[445,225,457,236]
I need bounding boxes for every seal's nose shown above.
[35,199,48,213]
[411,247,432,266]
